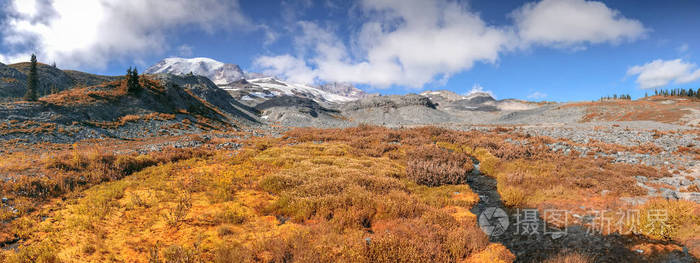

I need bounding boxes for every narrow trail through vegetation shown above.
[466,159,697,263]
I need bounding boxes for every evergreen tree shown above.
[126,67,141,92]
[23,54,38,101]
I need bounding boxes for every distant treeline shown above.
[599,94,632,101]
[599,88,700,102]
[647,88,700,98]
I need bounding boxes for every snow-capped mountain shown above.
[420,90,467,102]
[315,82,371,99]
[145,57,245,85]
[463,91,496,104]
[146,57,366,105]
[220,77,356,105]
[420,89,539,111]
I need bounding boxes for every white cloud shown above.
[0,0,251,69]
[512,0,646,48]
[527,91,548,99]
[465,84,496,98]
[256,0,515,88]
[255,0,645,89]
[678,43,689,53]
[254,54,317,84]
[176,45,193,57]
[627,59,700,89]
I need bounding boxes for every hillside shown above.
[0,62,120,100]
[0,74,257,144]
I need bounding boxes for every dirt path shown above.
[465,161,696,263]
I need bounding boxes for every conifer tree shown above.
[126,67,141,92]
[23,54,38,101]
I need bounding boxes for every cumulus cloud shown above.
[255,0,515,88]
[0,0,250,68]
[627,59,700,89]
[527,91,548,99]
[512,0,646,48]
[465,84,496,98]
[255,0,645,88]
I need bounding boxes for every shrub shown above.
[542,252,593,263]
[80,181,127,220]
[163,192,193,227]
[406,145,473,186]
[499,186,526,207]
[469,147,499,176]
[633,199,700,240]
[216,225,235,237]
[366,215,488,262]
[6,239,60,263]
[213,243,251,263]
[259,174,303,194]
[215,204,248,224]
[464,243,515,263]
[161,245,198,263]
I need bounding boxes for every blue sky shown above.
[1,0,699,101]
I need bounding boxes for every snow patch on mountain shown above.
[315,82,371,99]
[225,77,356,103]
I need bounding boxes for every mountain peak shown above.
[315,82,371,99]
[463,91,495,103]
[420,90,465,102]
[145,57,244,85]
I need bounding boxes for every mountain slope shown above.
[150,73,259,123]
[0,62,26,101]
[0,74,257,143]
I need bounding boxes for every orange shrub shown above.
[542,252,592,263]
[406,145,473,186]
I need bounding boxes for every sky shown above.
[1,0,699,102]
